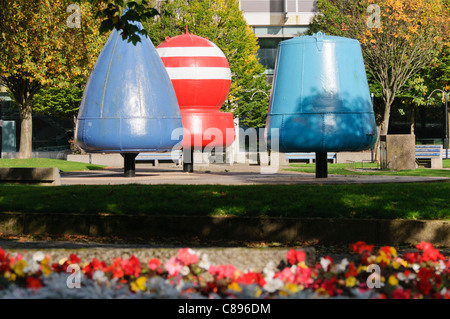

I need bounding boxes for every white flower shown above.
[263,278,284,293]
[180,266,190,276]
[92,270,108,283]
[397,272,416,283]
[263,261,277,280]
[335,258,349,272]
[198,254,211,270]
[320,257,331,271]
[436,260,446,274]
[23,257,40,274]
[32,251,45,263]
[412,263,421,273]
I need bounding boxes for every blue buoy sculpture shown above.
[266,32,377,177]
[75,22,183,177]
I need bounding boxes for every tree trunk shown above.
[17,103,33,159]
[409,106,415,135]
[2,75,41,159]
[380,102,392,136]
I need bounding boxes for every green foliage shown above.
[33,85,83,122]
[70,0,159,44]
[142,0,270,128]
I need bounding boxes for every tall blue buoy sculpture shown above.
[266,32,377,178]
[75,22,183,177]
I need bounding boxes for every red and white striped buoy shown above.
[156,30,231,110]
[156,29,235,149]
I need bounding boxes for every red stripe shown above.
[161,56,229,68]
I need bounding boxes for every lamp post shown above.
[427,89,448,159]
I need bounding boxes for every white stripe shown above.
[165,67,232,80]
[156,46,226,58]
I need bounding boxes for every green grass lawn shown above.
[0,158,105,172]
[0,182,449,220]
[284,159,450,178]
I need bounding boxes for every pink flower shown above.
[274,267,295,284]
[208,264,240,280]
[165,256,184,277]
[177,248,199,266]
[294,266,314,286]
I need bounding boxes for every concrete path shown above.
[60,163,450,185]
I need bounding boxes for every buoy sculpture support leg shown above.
[122,153,138,177]
[315,152,328,178]
[183,148,194,173]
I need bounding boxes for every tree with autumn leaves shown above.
[309,0,450,142]
[0,0,107,158]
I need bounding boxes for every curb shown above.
[0,213,448,246]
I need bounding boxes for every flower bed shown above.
[0,242,448,299]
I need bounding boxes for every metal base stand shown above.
[315,152,328,178]
[121,153,138,177]
[183,148,194,173]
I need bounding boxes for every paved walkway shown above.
[60,163,450,185]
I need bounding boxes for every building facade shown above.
[240,0,316,83]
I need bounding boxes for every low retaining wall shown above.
[0,213,448,246]
[0,168,61,186]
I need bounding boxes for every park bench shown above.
[415,145,443,169]
[135,150,183,166]
[285,152,337,164]
[0,167,61,186]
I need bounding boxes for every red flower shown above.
[417,268,434,295]
[83,258,108,279]
[417,279,432,296]
[403,252,419,264]
[286,249,306,265]
[26,276,42,290]
[318,277,338,297]
[392,287,411,299]
[121,255,141,277]
[105,257,124,279]
[236,272,266,287]
[69,253,81,264]
[345,262,358,278]
[416,242,445,263]
[0,248,11,274]
[350,241,374,256]
[148,258,161,271]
